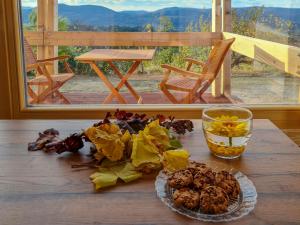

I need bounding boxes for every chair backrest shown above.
[23,37,38,71]
[197,38,235,95]
[202,38,235,79]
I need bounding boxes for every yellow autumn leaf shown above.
[144,120,170,151]
[90,168,118,190]
[85,124,126,162]
[110,162,143,183]
[90,163,142,190]
[131,131,161,168]
[163,149,190,172]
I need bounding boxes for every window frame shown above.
[2,0,300,130]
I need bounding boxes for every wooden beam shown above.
[24,31,222,47]
[221,0,232,95]
[37,0,46,60]
[45,0,58,74]
[212,0,222,97]
[223,32,300,77]
[23,31,44,45]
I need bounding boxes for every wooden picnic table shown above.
[0,119,300,225]
[75,49,156,104]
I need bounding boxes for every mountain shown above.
[21,4,300,31]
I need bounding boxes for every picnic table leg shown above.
[90,62,127,104]
[104,61,142,104]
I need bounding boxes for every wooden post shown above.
[221,0,232,96]
[46,0,58,74]
[211,0,222,97]
[37,0,46,60]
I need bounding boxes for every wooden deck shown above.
[59,92,241,104]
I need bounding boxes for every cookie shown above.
[188,161,209,175]
[173,188,200,209]
[193,168,216,190]
[168,169,193,189]
[199,186,229,214]
[215,170,240,199]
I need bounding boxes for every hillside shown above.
[22,4,300,31]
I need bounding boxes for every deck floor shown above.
[59,92,241,104]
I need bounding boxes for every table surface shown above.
[0,119,300,225]
[75,49,156,62]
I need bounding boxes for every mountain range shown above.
[21,4,300,31]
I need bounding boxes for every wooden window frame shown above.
[1,0,300,130]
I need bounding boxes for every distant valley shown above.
[21,4,300,31]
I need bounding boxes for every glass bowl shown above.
[202,107,253,159]
[155,170,257,222]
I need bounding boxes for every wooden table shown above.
[0,119,300,225]
[75,49,156,104]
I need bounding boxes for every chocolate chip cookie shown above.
[173,188,200,209]
[193,168,216,190]
[188,161,209,175]
[199,186,229,214]
[168,169,193,189]
[215,170,240,199]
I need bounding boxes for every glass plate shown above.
[155,170,257,222]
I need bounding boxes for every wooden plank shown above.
[223,32,300,77]
[41,31,222,47]
[0,0,12,119]
[221,0,232,95]
[75,49,156,61]
[0,120,300,225]
[211,0,222,97]
[24,31,222,47]
[23,31,44,46]
[45,0,58,74]
[37,0,46,60]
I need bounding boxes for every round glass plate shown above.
[155,170,257,222]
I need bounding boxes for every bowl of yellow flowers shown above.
[202,106,253,159]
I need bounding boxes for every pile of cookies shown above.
[167,161,240,214]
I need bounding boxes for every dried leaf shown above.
[131,131,161,168]
[90,162,142,190]
[163,149,190,172]
[143,120,170,151]
[85,124,126,162]
[90,168,118,190]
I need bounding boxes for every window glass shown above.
[21,0,300,106]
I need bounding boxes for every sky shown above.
[21,0,300,11]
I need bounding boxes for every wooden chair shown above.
[160,38,235,104]
[24,38,74,104]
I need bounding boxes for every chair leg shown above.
[180,93,193,104]
[55,90,71,104]
[160,84,179,104]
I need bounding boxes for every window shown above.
[19,0,300,107]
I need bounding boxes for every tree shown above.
[24,9,69,31]
[144,24,154,32]
[158,16,174,32]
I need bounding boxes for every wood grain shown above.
[75,49,156,62]
[223,32,300,77]
[25,31,222,47]
[0,119,300,225]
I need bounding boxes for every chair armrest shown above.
[37,55,70,63]
[161,64,200,78]
[184,58,206,67]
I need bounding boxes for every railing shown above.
[24,31,222,47]
[224,32,300,77]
